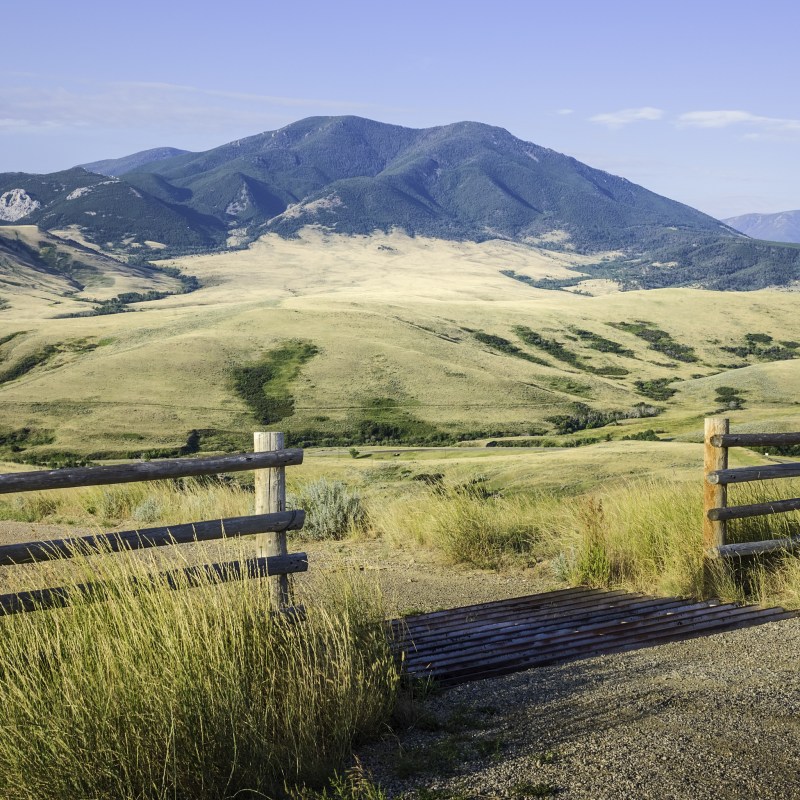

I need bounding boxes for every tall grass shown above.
[0,545,398,800]
[0,478,253,527]
[552,480,706,597]
[548,478,800,601]
[371,477,800,605]
[373,485,562,569]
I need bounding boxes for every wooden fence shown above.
[704,416,800,558]
[0,432,305,614]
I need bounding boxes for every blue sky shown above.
[2,0,798,218]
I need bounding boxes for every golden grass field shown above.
[1,226,799,467]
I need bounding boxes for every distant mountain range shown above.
[723,210,800,244]
[1,115,799,290]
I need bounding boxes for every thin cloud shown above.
[589,107,664,128]
[114,81,403,112]
[677,110,800,135]
[0,80,408,136]
[555,108,574,115]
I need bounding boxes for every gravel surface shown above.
[359,617,800,799]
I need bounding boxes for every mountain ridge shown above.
[80,147,191,178]
[1,115,799,290]
[724,210,800,244]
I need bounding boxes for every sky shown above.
[1,0,798,219]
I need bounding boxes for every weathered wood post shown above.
[704,417,729,551]
[254,431,290,608]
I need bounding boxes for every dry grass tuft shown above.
[0,542,398,800]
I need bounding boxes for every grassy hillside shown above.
[0,228,798,465]
[0,226,185,313]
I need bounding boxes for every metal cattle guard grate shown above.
[391,587,795,686]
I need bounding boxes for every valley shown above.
[0,226,798,467]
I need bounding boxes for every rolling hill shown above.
[1,228,799,464]
[1,116,799,289]
[0,168,224,253]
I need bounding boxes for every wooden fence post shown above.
[704,417,729,551]
[254,431,290,608]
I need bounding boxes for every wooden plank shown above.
[0,511,305,565]
[0,450,303,495]
[254,432,290,608]
[712,537,800,558]
[707,461,800,485]
[0,553,308,616]
[707,496,800,521]
[704,417,728,549]
[712,432,800,448]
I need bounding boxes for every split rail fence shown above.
[704,416,800,557]
[0,431,306,614]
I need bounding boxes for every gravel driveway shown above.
[360,617,800,800]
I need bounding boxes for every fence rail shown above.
[0,448,303,494]
[0,511,305,566]
[704,417,800,558]
[0,432,305,613]
[0,553,308,616]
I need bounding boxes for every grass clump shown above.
[715,385,746,411]
[721,332,798,362]
[570,327,634,356]
[374,485,557,569]
[513,326,585,369]
[551,480,705,596]
[291,478,368,540]
[0,550,398,800]
[0,344,59,384]
[472,331,548,365]
[546,401,660,435]
[634,377,678,401]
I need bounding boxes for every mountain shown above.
[0,167,225,252]
[723,210,800,244]
[80,147,191,177]
[129,116,734,251]
[1,116,800,289]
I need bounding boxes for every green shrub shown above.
[611,321,697,363]
[634,378,677,401]
[131,497,163,524]
[292,479,368,540]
